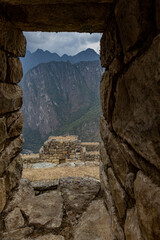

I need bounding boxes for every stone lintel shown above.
[5,3,112,32]
[156,0,160,30]
[1,0,114,4]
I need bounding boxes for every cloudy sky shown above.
[24,32,102,56]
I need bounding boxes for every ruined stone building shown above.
[0,0,160,239]
[22,136,100,165]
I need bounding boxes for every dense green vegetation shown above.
[54,104,102,138]
[23,128,44,153]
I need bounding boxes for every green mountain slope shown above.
[54,104,102,141]
[21,60,103,153]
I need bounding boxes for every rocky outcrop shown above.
[73,199,114,240]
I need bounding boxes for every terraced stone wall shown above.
[100,1,160,239]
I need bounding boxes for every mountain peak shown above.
[35,48,44,53]
[86,48,97,52]
[21,48,100,75]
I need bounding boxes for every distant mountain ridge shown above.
[21,59,102,152]
[21,48,100,75]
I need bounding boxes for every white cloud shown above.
[24,32,102,56]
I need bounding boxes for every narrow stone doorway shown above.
[0,1,160,240]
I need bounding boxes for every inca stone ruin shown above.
[22,136,100,165]
[0,0,160,240]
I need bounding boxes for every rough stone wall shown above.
[0,0,159,239]
[81,152,100,162]
[0,15,26,231]
[39,136,82,164]
[0,0,113,33]
[81,142,100,162]
[81,142,99,152]
[22,136,100,164]
[22,154,39,165]
[100,1,160,240]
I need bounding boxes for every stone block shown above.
[109,57,122,76]
[124,206,143,240]
[100,19,122,68]
[100,71,113,123]
[0,216,4,231]
[156,0,160,31]
[123,49,138,65]
[5,207,24,231]
[4,154,23,194]
[0,178,6,213]
[5,178,35,213]
[59,177,100,223]
[0,50,7,82]
[115,0,153,53]
[0,20,26,57]
[0,135,24,176]
[100,117,131,188]
[7,57,23,83]
[33,234,65,240]
[31,179,59,191]
[100,164,125,240]
[0,83,23,115]
[2,227,33,240]
[107,168,127,221]
[112,34,160,170]
[0,117,7,152]
[73,199,114,240]
[134,171,160,240]
[6,111,23,138]
[18,191,63,229]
